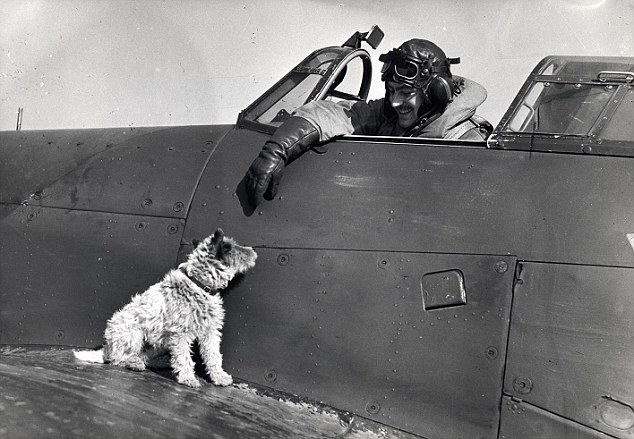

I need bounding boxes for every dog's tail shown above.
[73,347,105,363]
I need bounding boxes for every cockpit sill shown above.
[338,133,634,157]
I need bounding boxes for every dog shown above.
[73,228,257,388]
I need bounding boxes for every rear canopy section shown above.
[490,55,634,156]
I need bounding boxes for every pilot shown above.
[245,38,492,206]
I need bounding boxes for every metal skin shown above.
[1,29,633,438]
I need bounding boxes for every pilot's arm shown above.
[244,99,384,206]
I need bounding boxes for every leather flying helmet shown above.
[380,39,460,106]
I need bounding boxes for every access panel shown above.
[499,396,614,439]
[0,125,230,218]
[221,249,516,439]
[185,129,634,269]
[505,262,634,438]
[0,205,183,346]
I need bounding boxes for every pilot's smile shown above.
[396,106,416,126]
[387,80,425,129]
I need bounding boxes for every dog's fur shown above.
[73,228,257,388]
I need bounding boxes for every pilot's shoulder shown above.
[446,114,493,140]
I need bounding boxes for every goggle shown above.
[379,50,427,84]
[379,48,459,88]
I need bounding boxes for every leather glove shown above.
[245,117,319,206]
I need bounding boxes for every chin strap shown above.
[402,105,445,137]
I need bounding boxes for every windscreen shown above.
[244,49,342,128]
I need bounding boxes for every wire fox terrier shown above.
[74,228,257,388]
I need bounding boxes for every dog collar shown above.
[179,267,217,295]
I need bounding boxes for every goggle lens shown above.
[394,61,419,81]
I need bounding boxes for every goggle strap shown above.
[431,65,449,74]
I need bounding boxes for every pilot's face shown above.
[387,81,425,129]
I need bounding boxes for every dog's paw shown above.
[211,371,233,387]
[179,376,202,388]
[122,361,146,372]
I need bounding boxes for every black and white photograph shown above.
[1,1,633,438]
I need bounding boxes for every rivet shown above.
[365,400,381,415]
[167,224,179,234]
[277,254,289,265]
[485,346,499,359]
[264,369,277,383]
[494,261,508,273]
[142,198,152,208]
[513,376,533,394]
[173,202,184,212]
[135,222,147,231]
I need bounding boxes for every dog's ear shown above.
[211,228,224,256]
[211,228,224,245]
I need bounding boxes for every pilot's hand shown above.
[244,116,319,206]
[245,142,287,206]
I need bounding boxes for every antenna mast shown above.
[16,107,23,131]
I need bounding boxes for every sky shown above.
[1,0,633,131]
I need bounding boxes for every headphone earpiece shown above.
[427,74,454,106]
